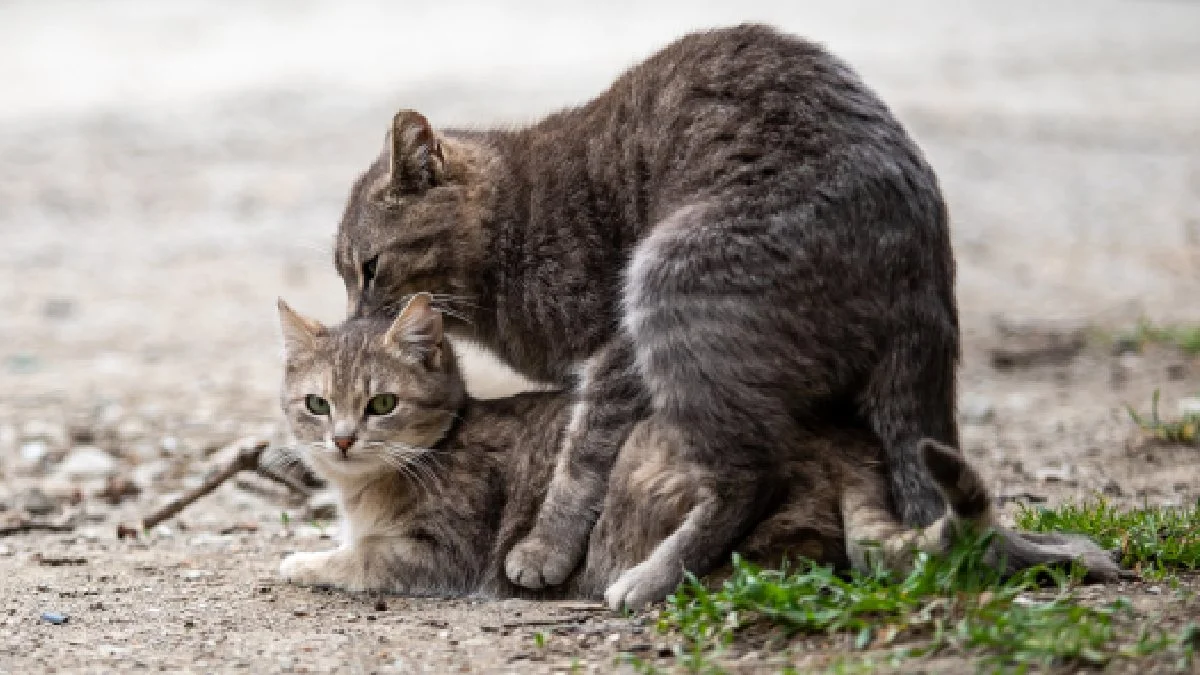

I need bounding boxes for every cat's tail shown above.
[842,439,1120,582]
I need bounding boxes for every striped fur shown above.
[276,302,1119,605]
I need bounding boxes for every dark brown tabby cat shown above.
[276,295,1117,606]
[333,24,960,604]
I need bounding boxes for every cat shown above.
[332,23,960,603]
[275,295,1118,606]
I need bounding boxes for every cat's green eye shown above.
[305,395,331,416]
[366,393,398,416]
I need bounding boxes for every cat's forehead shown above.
[336,162,393,259]
[316,321,423,379]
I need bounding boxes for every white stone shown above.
[1178,398,1200,416]
[1034,464,1072,483]
[19,440,48,465]
[57,446,118,478]
[959,394,995,425]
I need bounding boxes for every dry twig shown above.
[137,440,270,531]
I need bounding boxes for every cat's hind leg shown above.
[504,338,650,589]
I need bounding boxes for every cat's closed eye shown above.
[362,256,379,285]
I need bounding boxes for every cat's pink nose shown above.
[333,435,356,454]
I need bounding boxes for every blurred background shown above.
[0,0,1197,449]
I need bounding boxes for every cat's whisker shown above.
[374,447,436,494]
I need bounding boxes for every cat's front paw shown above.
[279,550,339,587]
[504,535,580,589]
[604,559,683,611]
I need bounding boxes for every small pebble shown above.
[1034,464,1072,483]
[19,441,48,466]
[40,612,69,625]
[57,446,119,479]
[959,394,995,425]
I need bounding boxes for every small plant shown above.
[657,529,1184,671]
[1122,319,1200,356]
[1127,389,1198,445]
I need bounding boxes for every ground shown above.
[1,1,1198,673]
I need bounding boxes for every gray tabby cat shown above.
[333,24,959,603]
[276,295,1118,606]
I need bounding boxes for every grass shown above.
[643,522,1198,673]
[1016,499,1200,579]
[1121,319,1200,357]
[1127,389,1199,445]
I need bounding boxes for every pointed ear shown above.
[276,298,325,354]
[384,293,444,367]
[385,110,444,198]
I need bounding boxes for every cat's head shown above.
[335,110,490,321]
[277,293,467,482]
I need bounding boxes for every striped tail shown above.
[842,439,1119,582]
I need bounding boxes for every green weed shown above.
[656,529,1187,672]
[1017,499,1200,578]
[1127,389,1199,445]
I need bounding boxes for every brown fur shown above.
[277,297,1118,605]
[335,24,963,599]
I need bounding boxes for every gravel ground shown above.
[1,1,1198,672]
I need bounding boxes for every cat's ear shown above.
[385,109,444,198]
[384,293,444,367]
[276,299,325,354]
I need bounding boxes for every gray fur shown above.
[335,24,960,590]
[277,299,1118,605]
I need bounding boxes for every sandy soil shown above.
[1,1,1198,672]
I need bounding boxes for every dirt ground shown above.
[2,1,1199,673]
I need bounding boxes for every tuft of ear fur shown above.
[277,298,325,354]
[384,293,444,367]
[386,110,444,198]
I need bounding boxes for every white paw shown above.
[604,559,682,611]
[279,550,337,586]
[504,536,579,589]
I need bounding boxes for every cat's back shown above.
[454,391,571,459]
[519,23,932,228]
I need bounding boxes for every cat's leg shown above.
[280,547,369,590]
[604,203,843,608]
[505,338,650,589]
[860,320,960,528]
[600,415,778,610]
[282,537,485,594]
